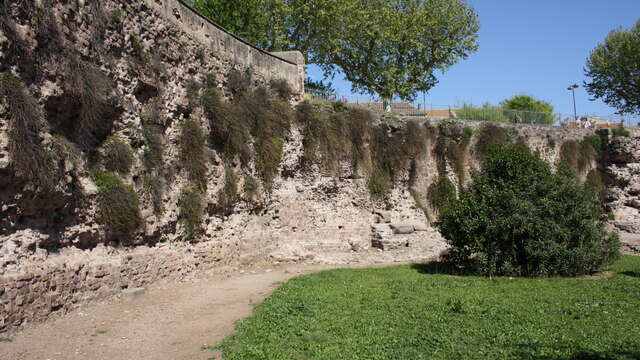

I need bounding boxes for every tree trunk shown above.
[382,97,392,113]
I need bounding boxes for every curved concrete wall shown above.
[149,0,305,95]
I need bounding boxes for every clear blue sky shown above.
[306,0,640,117]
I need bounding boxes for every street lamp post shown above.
[567,84,579,122]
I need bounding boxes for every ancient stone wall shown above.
[1,0,638,334]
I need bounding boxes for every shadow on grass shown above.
[622,271,640,278]
[410,260,470,276]
[518,349,640,360]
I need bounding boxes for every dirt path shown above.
[0,262,407,360]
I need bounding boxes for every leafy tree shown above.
[303,0,479,108]
[437,143,619,277]
[500,95,557,125]
[585,20,640,115]
[193,0,290,50]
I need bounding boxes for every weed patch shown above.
[92,171,141,243]
[427,176,456,214]
[101,136,134,174]
[216,166,238,214]
[178,184,204,235]
[560,137,599,175]
[179,119,208,188]
[474,123,510,159]
[0,73,57,189]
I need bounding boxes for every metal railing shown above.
[305,91,640,127]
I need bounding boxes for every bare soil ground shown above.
[0,260,424,360]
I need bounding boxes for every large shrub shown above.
[437,144,619,277]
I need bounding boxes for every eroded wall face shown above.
[1,0,638,334]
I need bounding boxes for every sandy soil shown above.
[0,261,420,360]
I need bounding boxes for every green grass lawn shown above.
[215,256,640,360]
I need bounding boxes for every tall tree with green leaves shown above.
[501,95,557,125]
[584,20,640,115]
[305,0,480,110]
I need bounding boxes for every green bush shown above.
[584,134,603,154]
[179,119,208,188]
[427,176,456,214]
[612,126,631,137]
[437,143,620,277]
[101,136,134,174]
[474,123,510,159]
[463,126,473,139]
[92,171,142,242]
[178,184,204,235]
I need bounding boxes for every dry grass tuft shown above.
[0,73,57,189]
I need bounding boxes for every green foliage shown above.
[62,59,118,150]
[179,119,208,188]
[583,134,603,154]
[500,95,556,125]
[427,176,456,213]
[101,136,134,175]
[110,9,123,22]
[193,0,290,50]
[0,72,57,189]
[142,124,164,170]
[463,126,473,139]
[585,20,640,115]
[310,0,479,102]
[437,144,620,277]
[560,137,599,175]
[91,172,142,242]
[143,173,164,214]
[216,166,238,214]
[130,35,142,55]
[367,167,392,198]
[474,123,510,159]
[178,184,204,235]
[196,0,478,102]
[612,126,631,137]
[215,256,640,359]
[256,136,284,190]
[456,103,509,122]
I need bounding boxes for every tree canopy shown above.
[193,0,480,103]
[500,95,557,125]
[584,20,640,115]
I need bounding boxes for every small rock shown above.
[122,287,146,298]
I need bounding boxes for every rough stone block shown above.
[390,223,415,234]
[122,287,146,298]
